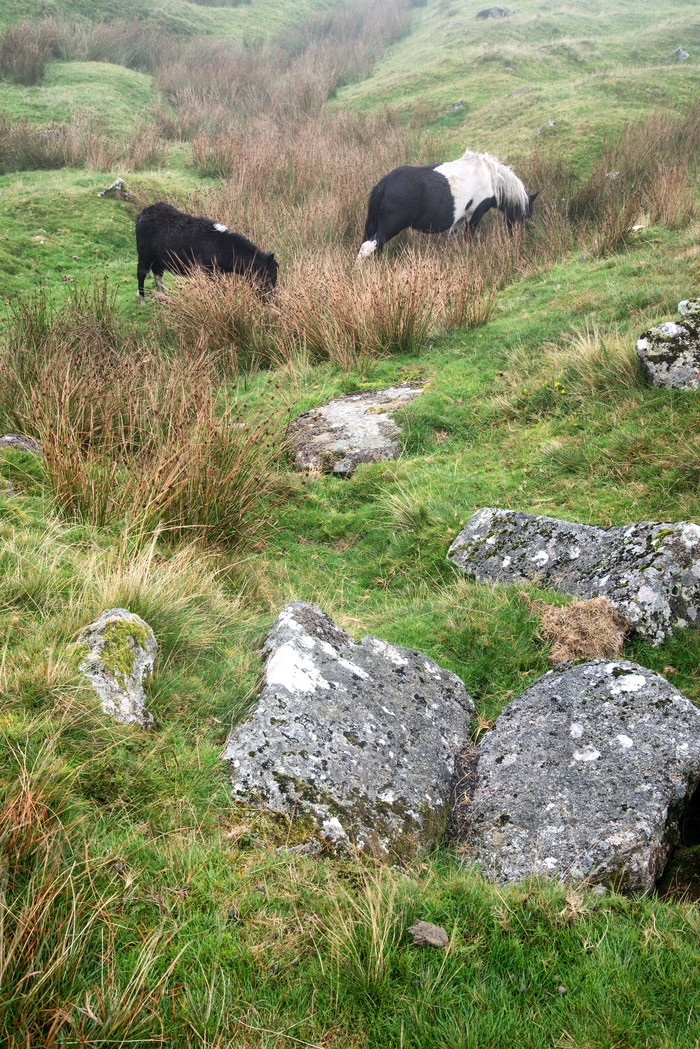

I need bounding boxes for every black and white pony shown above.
[136,202,278,301]
[357,149,537,259]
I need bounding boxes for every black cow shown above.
[136,202,278,301]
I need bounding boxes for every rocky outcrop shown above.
[447,508,700,644]
[636,300,700,389]
[222,602,473,859]
[289,385,426,477]
[71,608,156,727]
[475,6,518,18]
[459,659,700,893]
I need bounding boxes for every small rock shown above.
[637,300,700,390]
[475,6,518,18]
[557,985,567,996]
[1,434,43,456]
[408,920,449,948]
[70,608,156,727]
[537,119,557,137]
[98,177,132,200]
[675,48,689,61]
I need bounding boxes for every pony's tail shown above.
[363,181,385,242]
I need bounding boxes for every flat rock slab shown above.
[223,602,473,859]
[289,385,426,477]
[460,659,700,893]
[447,508,700,644]
[71,608,156,727]
[636,299,700,390]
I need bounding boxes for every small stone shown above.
[557,985,567,996]
[228,905,240,922]
[675,47,689,61]
[408,920,449,948]
[1,434,43,456]
[70,608,156,727]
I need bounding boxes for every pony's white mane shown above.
[459,149,529,213]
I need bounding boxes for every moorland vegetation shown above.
[1,0,699,1045]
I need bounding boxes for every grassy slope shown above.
[0,0,341,41]
[337,0,700,163]
[2,2,700,1047]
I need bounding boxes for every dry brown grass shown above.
[0,109,167,175]
[533,597,629,664]
[0,283,289,545]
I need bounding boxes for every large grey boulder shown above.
[447,508,700,644]
[460,659,700,893]
[289,385,425,477]
[636,300,700,389]
[222,602,473,858]
[71,608,156,727]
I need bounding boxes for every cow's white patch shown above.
[357,239,378,260]
[213,222,229,233]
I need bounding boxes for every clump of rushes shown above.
[0,282,290,546]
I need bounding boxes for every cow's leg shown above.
[153,269,165,294]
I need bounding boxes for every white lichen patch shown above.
[266,643,331,694]
[573,746,602,762]
[610,673,647,695]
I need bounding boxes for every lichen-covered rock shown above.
[222,602,473,859]
[289,385,426,477]
[71,608,156,727]
[1,434,43,456]
[447,508,700,644]
[475,6,518,17]
[460,660,700,893]
[636,300,700,389]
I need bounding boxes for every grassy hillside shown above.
[1,0,700,1046]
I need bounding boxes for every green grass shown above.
[0,60,154,126]
[2,0,700,1045]
[335,0,700,167]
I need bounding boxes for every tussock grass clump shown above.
[161,246,496,376]
[0,110,167,174]
[492,325,644,421]
[531,596,629,664]
[0,21,51,85]
[0,282,289,546]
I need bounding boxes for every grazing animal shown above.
[136,202,278,301]
[357,149,537,259]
